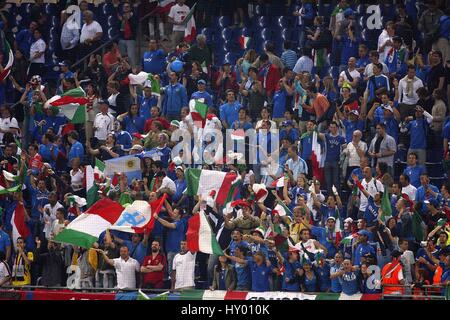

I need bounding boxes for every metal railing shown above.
[70,35,120,71]
[381,284,447,300]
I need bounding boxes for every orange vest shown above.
[382,262,404,295]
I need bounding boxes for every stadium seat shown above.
[218,16,231,28]
[261,28,273,41]
[101,2,115,16]
[254,5,264,17]
[200,28,214,42]
[277,16,291,29]
[281,28,292,42]
[258,16,271,28]
[221,27,233,41]
[44,3,57,16]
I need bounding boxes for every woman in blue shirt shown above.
[118,104,146,135]
[225,246,252,291]
[279,250,302,292]
[301,260,318,292]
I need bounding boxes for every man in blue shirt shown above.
[219,89,241,129]
[161,72,188,121]
[339,259,361,295]
[320,121,346,196]
[353,230,376,266]
[356,44,370,75]
[312,216,341,259]
[416,173,442,214]
[225,245,252,291]
[142,39,168,75]
[15,21,38,59]
[403,152,426,188]
[190,79,213,107]
[341,110,364,143]
[279,120,299,144]
[330,252,344,293]
[38,133,59,168]
[149,133,171,168]
[364,63,391,108]
[112,231,149,265]
[0,222,11,262]
[401,106,429,165]
[67,131,85,167]
[279,249,302,292]
[137,84,158,120]
[154,209,188,275]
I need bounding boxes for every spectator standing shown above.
[398,65,424,120]
[368,123,397,175]
[140,240,166,289]
[401,106,431,166]
[14,21,38,59]
[168,0,190,50]
[118,1,138,66]
[171,240,196,290]
[79,10,103,60]
[161,72,188,121]
[28,29,46,79]
[142,39,168,76]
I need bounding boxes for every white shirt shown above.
[70,168,84,191]
[157,176,176,194]
[168,4,190,32]
[346,141,368,167]
[30,38,46,63]
[398,76,424,105]
[0,117,19,141]
[377,29,392,62]
[42,202,64,240]
[80,21,103,43]
[112,256,140,289]
[51,220,65,238]
[0,261,11,285]
[364,62,389,78]
[402,184,417,201]
[293,56,314,74]
[173,251,196,289]
[339,69,360,94]
[93,112,115,140]
[358,178,384,211]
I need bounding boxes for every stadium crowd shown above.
[0,0,450,298]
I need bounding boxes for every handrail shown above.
[70,35,120,70]
[136,6,162,62]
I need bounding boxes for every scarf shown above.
[401,75,419,98]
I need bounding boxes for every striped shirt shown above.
[286,156,309,181]
[281,50,298,70]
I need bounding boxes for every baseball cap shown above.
[97,99,109,106]
[282,120,294,127]
[357,229,371,237]
[175,165,184,172]
[344,8,355,17]
[59,60,70,67]
[326,216,336,222]
[349,110,359,116]
[130,144,143,151]
[30,75,42,83]
[197,79,206,85]
[383,105,393,113]
[344,217,354,224]
[170,120,180,128]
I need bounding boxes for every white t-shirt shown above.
[80,21,103,43]
[168,4,190,32]
[70,169,84,191]
[173,252,196,289]
[42,202,64,240]
[30,38,46,63]
[364,62,389,78]
[377,30,392,62]
[358,178,384,211]
[339,69,360,94]
[93,112,115,140]
[112,256,140,289]
[0,261,11,285]
[402,184,417,201]
[346,141,367,167]
[0,117,19,141]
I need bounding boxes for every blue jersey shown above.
[403,165,425,188]
[138,95,158,120]
[300,132,313,160]
[142,49,167,75]
[330,264,343,293]
[165,219,187,253]
[364,196,380,227]
[281,257,302,291]
[341,271,360,295]
[342,119,364,143]
[273,89,288,119]
[317,263,331,292]
[123,115,145,134]
[234,256,252,289]
[325,133,346,162]
[406,119,428,149]
[249,260,272,292]
[353,243,376,266]
[0,230,11,254]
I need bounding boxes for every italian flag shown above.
[271,174,288,188]
[0,36,14,82]
[252,184,268,203]
[0,184,21,195]
[3,170,19,182]
[11,202,30,250]
[183,3,197,43]
[128,72,161,96]
[47,87,88,124]
[340,233,358,246]
[185,168,240,206]
[186,211,224,255]
[311,129,325,185]
[94,158,105,182]
[239,36,251,49]
[273,202,292,217]
[85,165,98,207]
[54,198,125,248]
[189,99,208,128]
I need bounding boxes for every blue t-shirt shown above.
[403,165,425,188]
[342,120,364,143]
[356,56,370,70]
[381,116,399,143]
[353,243,376,266]
[367,75,390,102]
[317,263,331,292]
[303,271,318,292]
[68,141,85,165]
[191,91,213,107]
[138,95,158,120]
[281,257,301,291]
[234,256,252,289]
[406,119,428,149]
[340,36,360,65]
[341,271,360,295]
[325,133,346,162]
[123,115,146,134]
[228,240,250,258]
[249,260,271,292]
[142,49,167,75]
[149,146,171,168]
[300,133,313,160]
[273,89,288,118]
[116,131,133,151]
[219,102,241,127]
[364,196,380,227]
[0,230,11,254]
[312,225,340,259]
[28,185,49,219]
[280,128,300,144]
[330,264,343,293]
[165,219,187,253]
[38,143,59,168]
[173,179,187,205]
[123,240,147,264]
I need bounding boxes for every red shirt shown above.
[29,154,43,171]
[142,253,166,286]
